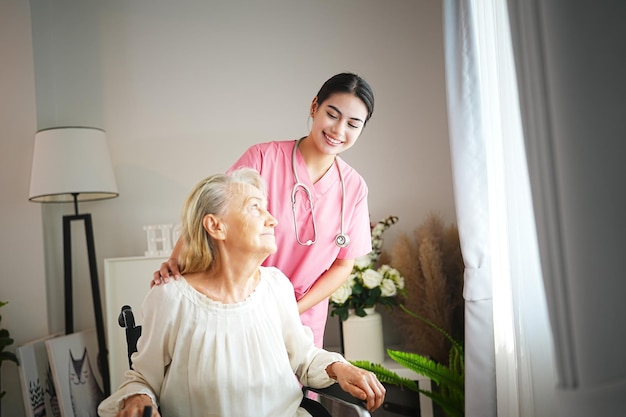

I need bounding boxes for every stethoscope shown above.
[291,138,350,248]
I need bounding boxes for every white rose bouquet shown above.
[330,216,406,321]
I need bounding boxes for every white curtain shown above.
[443,1,556,416]
[506,1,626,416]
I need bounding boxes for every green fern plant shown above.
[0,301,18,402]
[352,304,464,417]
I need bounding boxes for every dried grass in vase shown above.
[389,213,464,365]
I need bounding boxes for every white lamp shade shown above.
[29,127,119,203]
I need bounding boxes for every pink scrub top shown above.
[228,140,372,346]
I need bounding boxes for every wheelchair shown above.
[118,305,371,417]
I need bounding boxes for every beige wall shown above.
[0,1,48,415]
[1,1,454,415]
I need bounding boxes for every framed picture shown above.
[16,333,62,417]
[45,329,106,417]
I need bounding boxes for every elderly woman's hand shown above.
[116,394,160,417]
[326,361,386,412]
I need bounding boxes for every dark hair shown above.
[315,73,375,124]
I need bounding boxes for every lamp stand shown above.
[62,208,111,396]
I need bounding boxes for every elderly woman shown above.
[98,168,385,417]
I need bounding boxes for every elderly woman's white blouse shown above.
[97,266,347,417]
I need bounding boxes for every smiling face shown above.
[220,182,278,257]
[309,92,369,156]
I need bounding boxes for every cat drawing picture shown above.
[68,347,105,417]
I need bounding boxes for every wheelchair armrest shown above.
[306,384,371,417]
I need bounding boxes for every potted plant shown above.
[353,304,465,417]
[329,215,406,321]
[0,301,18,415]
[351,213,465,416]
[329,216,407,364]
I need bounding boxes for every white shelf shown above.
[104,256,168,392]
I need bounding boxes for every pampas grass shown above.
[389,213,464,365]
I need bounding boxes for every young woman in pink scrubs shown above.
[154,73,375,347]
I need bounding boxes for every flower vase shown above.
[342,307,385,364]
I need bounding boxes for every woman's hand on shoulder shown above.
[326,361,386,412]
[151,258,181,288]
[116,394,159,417]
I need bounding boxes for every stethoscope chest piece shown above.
[334,233,350,248]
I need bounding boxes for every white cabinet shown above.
[103,256,167,392]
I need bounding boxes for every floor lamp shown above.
[28,127,119,396]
